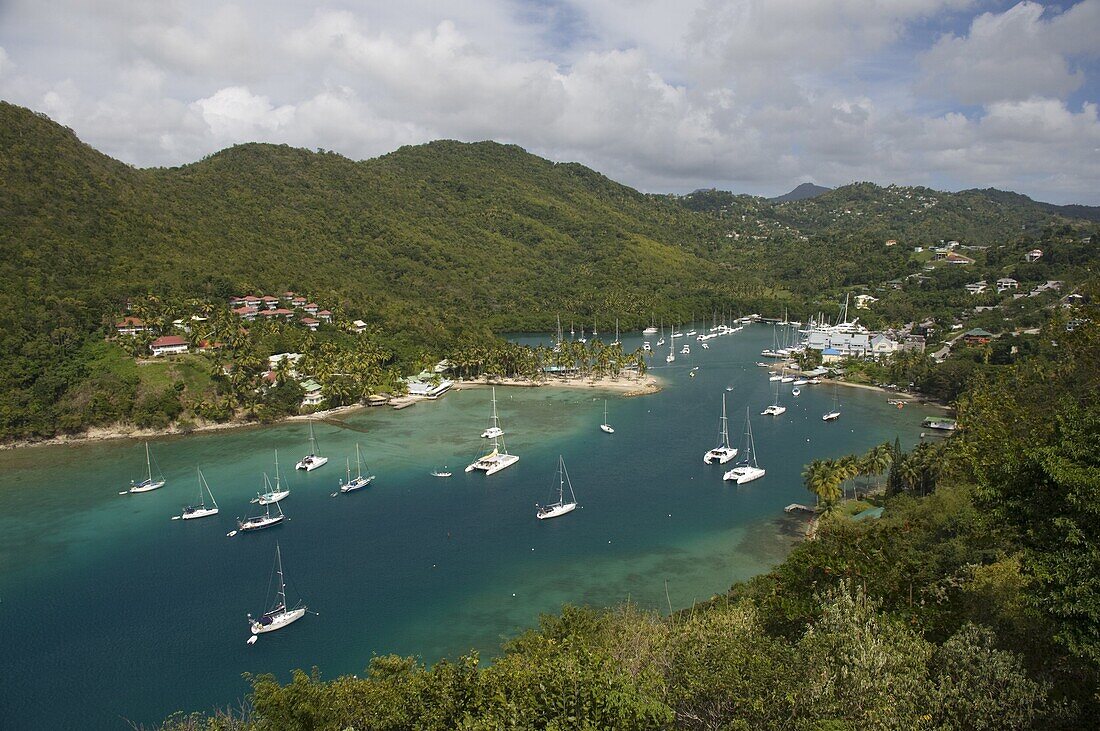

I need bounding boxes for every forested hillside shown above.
[1,101,1097,441]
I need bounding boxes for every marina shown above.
[0,325,939,729]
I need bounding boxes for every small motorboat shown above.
[792,387,801,397]
[431,470,452,478]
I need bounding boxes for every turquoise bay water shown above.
[0,326,937,728]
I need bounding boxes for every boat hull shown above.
[340,475,375,493]
[181,507,219,520]
[238,515,285,532]
[256,490,290,505]
[295,456,329,471]
[250,607,307,634]
[704,447,739,465]
[467,453,520,475]
[600,424,614,433]
[537,502,577,520]
[822,412,841,421]
[129,479,166,494]
[723,466,766,484]
[761,406,787,416]
[481,427,504,439]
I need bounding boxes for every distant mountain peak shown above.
[771,182,831,203]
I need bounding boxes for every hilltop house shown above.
[1025,249,1043,263]
[150,335,189,356]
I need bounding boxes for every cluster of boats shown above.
[121,419,373,641]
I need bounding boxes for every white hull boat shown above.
[704,394,739,464]
[724,409,765,484]
[255,489,289,505]
[761,405,787,416]
[339,444,375,493]
[599,400,614,433]
[481,426,503,439]
[296,419,328,471]
[536,455,578,520]
[468,387,519,475]
[127,442,166,494]
[248,544,308,640]
[822,411,841,421]
[178,469,219,520]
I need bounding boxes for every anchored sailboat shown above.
[339,443,375,493]
[761,377,787,416]
[176,468,219,520]
[247,543,308,641]
[127,442,166,493]
[704,394,739,464]
[295,419,328,471]
[252,450,289,505]
[724,409,766,484]
[536,455,578,520]
[599,399,614,433]
[822,383,842,421]
[236,497,286,534]
[466,387,519,475]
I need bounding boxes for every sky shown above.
[1,0,1098,204]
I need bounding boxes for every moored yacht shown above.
[536,455,578,520]
[724,409,766,484]
[177,468,219,520]
[704,394,739,465]
[295,419,328,471]
[247,543,308,640]
[466,387,519,475]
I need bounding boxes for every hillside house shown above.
[300,317,320,331]
[352,319,369,334]
[317,309,333,323]
[965,281,987,295]
[1025,249,1043,263]
[232,306,259,321]
[962,328,994,346]
[116,317,149,336]
[150,335,189,356]
[303,303,320,315]
[937,251,975,265]
[291,296,307,308]
[261,296,279,310]
[854,294,878,309]
[300,379,324,407]
[996,278,1018,293]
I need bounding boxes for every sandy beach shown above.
[1,373,662,451]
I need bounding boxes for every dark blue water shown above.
[0,325,935,728]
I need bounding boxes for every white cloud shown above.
[0,0,1097,203]
[919,1,1100,105]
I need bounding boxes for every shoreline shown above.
[0,373,662,452]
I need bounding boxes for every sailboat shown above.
[643,315,657,335]
[339,443,375,493]
[599,400,614,433]
[536,455,578,520]
[253,450,290,504]
[236,496,286,533]
[704,394,739,464]
[127,442,166,493]
[761,377,787,416]
[481,388,504,438]
[247,543,307,641]
[822,383,842,421]
[611,319,621,346]
[656,320,666,347]
[724,409,766,484]
[666,332,676,363]
[177,468,219,520]
[295,419,328,471]
[466,387,520,475]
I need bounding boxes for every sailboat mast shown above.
[356,443,362,478]
[721,394,729,447]
[145,442,153,482]
[275,544,287,610]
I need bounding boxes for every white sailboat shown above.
[127,442,166,493]
[761,377,787,416]
[822,383,841,421]
[536,455,578,520]
[177,468,219,520]
[666,332,676,363]
[296,419,329,471]
[253,450,289,504]
[339,443,375,493]
[236,497,286,533]
[704,394,739,464]
[466,387,519,475]
[247,543,307,640]
[724,409,766,484]
[599,400,614,433]
[656,320,666,347]
[481,388,504,439]
[611,318,621,346]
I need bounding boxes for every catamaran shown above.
[724,409,766,484]
[253,450,289,505]
[466,387,519,475]
[761,376,787,416]
[600,400,614,433]
[704,394,739,464]
[127,442,166,493]
[176,468,219,520]
[536,455,578,520]
[236,497,286,533]
[822,383,841,421]
[247,543,307,641]
[339,443,375,493]
[295,419,328,471]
